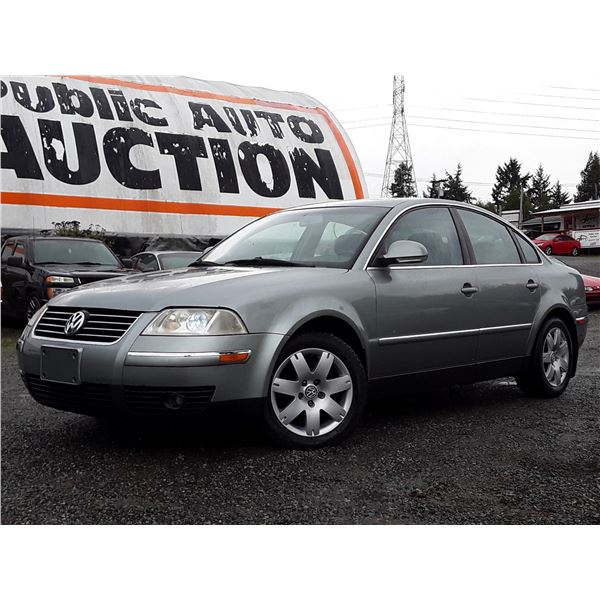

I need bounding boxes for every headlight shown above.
[27,305,47,327]
[585,287,593,292]
[142,309,247,336]
[46,276,75,285]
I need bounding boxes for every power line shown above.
[547,85,600,93]
[363,172,578,187]
[346,120,599,142]
[409,105,600,124]
[337,104,600,124]
[462,97,600,111]
[522,93,600,102]
[343,113,600,134]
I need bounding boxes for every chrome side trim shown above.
[479,323,532,334]
[380,328,479,345]
[125,350,251,367]
[379,323,532,345]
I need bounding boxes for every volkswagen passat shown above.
[18,199,588,449]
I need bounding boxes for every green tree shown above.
[425,173,444,198]
[443,164,473,202]
[574,151,600,202]
[389,161,417,197]
[529,164,552,212]
[475,201,498,214]
[549,181,570,209]
[491,157,530,213]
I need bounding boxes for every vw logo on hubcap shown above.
[64,311,88,336]
[304,384,318,400]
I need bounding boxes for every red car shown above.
[583,274,600,305]
[533,233,581,256]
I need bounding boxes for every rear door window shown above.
[458,209,521,265]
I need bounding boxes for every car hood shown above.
[48,265,347,312]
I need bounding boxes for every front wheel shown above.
[545,246,553,255]
[264,332,367,449]
[516,318,573,398]
[571,247,579,256]
[25,294,42,321]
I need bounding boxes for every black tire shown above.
[516,317,573,398]
[571,247,579,256]
[264,332,367,449]
[545,246,553,255]
[25,293,42,322]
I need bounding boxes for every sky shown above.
[3,0,599,203]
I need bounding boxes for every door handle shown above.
[526,279,539,291]
[461,283,478,296]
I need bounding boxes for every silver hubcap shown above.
[542,327,569,387]
[270,348,353,437]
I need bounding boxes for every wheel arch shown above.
[286,312,369,375]
[529,304,579,376]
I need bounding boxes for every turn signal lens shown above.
[219,351,251,364]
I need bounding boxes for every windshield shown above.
[204,206,390,269]
[159,252,203,269]
[535,234,556,241]
[32,239,121,266]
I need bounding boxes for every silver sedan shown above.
[18,199,588,449]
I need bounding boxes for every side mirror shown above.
[7,255,25,268]
[379,240,428,266]
[121,258,133,268]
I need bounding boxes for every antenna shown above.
[381,75,417,197]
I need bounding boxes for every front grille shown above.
[123,385,215,415]
[24,374,113,415]
[35,306,141,343]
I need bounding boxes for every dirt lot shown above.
[1,256,599,524]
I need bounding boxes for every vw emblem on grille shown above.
[64,311,88,336]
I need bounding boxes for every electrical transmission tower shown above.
[381,75,417,197]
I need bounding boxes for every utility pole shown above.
[381,75,417,197]
[519,185,524,228]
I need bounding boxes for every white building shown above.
[532,199,600,249]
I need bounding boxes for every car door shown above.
[1,240,17,310]
[4,241,30,314]
[367,206,480,378]
[455,208,541,363]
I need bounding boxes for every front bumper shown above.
[17,313,286,416]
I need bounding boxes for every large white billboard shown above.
[1,76,366,236]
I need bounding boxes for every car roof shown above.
[283,197,485,211]
[4,235,104,243]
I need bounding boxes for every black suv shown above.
[1,236,132,321]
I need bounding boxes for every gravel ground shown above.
[2,256,599,524]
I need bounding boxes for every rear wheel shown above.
[516,317,573,398]
[545,246,553,255]
[264,332,367,449]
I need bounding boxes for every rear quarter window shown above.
[515,235,541,264]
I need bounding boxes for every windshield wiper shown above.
[223,257,315,267]
[187,259,222,267]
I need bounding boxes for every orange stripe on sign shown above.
[1,191,280,218]
[62,75,365,200]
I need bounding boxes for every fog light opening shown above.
[164,393,185,411]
